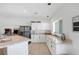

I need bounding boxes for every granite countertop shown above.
[0,35,30,48]
[45,34,72,44]
[43,32,52,35]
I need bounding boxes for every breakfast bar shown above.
[0,35,30,55]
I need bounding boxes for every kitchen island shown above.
[44,33,72,55]
[0,35,30,55]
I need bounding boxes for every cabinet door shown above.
[31,23,38,30]
[51,42,56,55]
[31,34,34,42]
[46,36,56,55]
[31,34,40,42]
[31,34,46,42]
[7,41,28,55]
[39,34,46,42]
[46,36,52,53]
[35,34,40,42]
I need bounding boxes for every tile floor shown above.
[28,42,51,55]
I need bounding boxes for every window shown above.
[53,19,63,34]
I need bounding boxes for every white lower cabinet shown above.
[46,35,67,55]
[51,41,56,55]
[56,43,72,55]
[31,34,39,42]
[46,35,56,55]
[31,34,46,42]
[46,35,72,55]
[47,38,51,52]
[7,41,28,55]
[56,44,67,55]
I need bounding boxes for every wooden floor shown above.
[0,48,7,55]
[28,43,51,55]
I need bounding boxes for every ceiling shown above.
[0,3,63,20]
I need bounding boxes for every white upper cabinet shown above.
[31,22,51,31]
[31,22,51,42]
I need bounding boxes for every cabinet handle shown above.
[51,45,52,47]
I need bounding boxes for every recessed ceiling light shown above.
[48,3,51,5]
[34,12,38,15]
[47,16,49,17]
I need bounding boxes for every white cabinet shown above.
[31,23,51,31]
[31,34,46,42]
[40,34,46,42]
[56,42,72,55]
[7,41,28,55]
[46,35,72,55]
[56,44,67,55]
[46,37,51,52]
[46,35,56,55]
[31,23,38,30]
[31,22,51,43]
[31,34,39,42]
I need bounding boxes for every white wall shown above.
[0,17,31,34]
[51,4,79,54]
[0,15,50,34]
